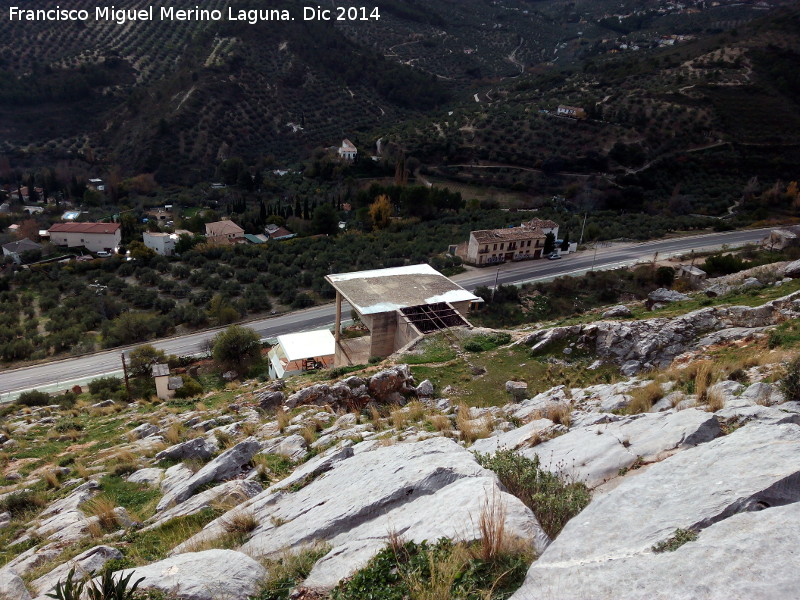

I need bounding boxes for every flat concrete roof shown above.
[277,329,335,362]
[326,264,481,315]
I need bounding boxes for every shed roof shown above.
[151,364,170,377]
[277,329,335,362]
[49,222,120,234]
[2,238,41,253]
[326,264,481,315]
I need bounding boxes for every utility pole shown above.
[590,243,599,272]
[121,353,131,400]
[491,266,500,301]
[578,213,587,246]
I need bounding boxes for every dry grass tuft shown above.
[705,388,725,412]
[164,423,184,444]
[390,406,410,430]
[83,495,118,531]
[370,405,384,430]
[43,469,61,489]
[114,450,138,464]
[546,404,572,428]
[694,361,715,402]
[475,489,507,563]
[299,424,318,445]
[627,380,665,415]
[402,544,469,600]
[222,511,259,536]
[455,404,492,445]
[214,430,236,449]
[240,421,258,437]
[428,414,452,432]
[276,407,290,433]
[73,461,90,479]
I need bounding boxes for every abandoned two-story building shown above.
[326,264,481,367]
[465,218,559,265]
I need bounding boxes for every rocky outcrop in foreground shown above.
[173,437,549,591]
[510,423,800,600]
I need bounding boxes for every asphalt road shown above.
[0,227,771,399]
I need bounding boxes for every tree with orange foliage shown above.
[369,194,393,230]
[16,219,40,241]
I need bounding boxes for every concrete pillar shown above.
[335,291,342,343]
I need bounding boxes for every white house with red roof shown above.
[48,222,121,253]
[337,139,357,161]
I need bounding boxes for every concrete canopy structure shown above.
[268,330,336,379]
[326,264,480,366]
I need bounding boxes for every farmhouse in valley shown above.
[205,220,245,245]
[466,218,559,265]
[326,264,480,367]
[2,238,42,263]
[337,139,358,161]
[47,222,121,253]
[557,105,587,119]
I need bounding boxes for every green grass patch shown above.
[412,344,618,408]
[404,335,458,365]
[118,508,224,566]
[767,319,800,349]
[252,543,331,600]
[652,528,699,553]
[475,450,591,539]
[462,332,512,353]
[331,538,532,600]
[97,475,161,520]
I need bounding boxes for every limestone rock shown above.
[155,437,218,463]
[782,258,800,278]
[275,434,308,460]
[505,380,528,401]
[648,288,690,303]
[471,419,554,454]
[112,550,267,600]
[160,463,194,496]
[2,545,61,577]
[127,467,164,486]
[257,391,284,410]
[174,438,548,590]
[511,385,570,421]
[40,481,98,518]
[602,305,632,318]
[740,277,762,289]
[156,438,260,511]
[31,545,122,598]
[367,364,415,402]
[0,568,31,600]
[145,480,262,531]
[705,282,731,297]
[510,422,800,600]
[521,409,721,488]
[129,423,160,440]
[523,290,800,371]
[416,379,434,398]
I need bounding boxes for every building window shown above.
[500,243,504,250]
[493,244,497,251]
